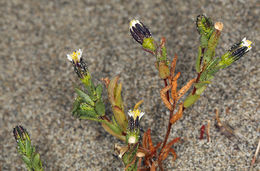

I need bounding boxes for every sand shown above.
[0,0,259,170]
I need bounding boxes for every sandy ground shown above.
[0,0,259,170]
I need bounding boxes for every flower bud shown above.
[129,19,156,51]
[13,125,30,143]
[129,19,151,44]
[196,14,214,35]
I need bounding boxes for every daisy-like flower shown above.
[67,49,83,64]
[229,37,252,60]
[219,37,252,68]
[67,49,88,78]
[126,106,145,144]
[129,19,151,45]
[128,109,145,121]
[240,37,252,52]
[128,108,145,132]
[229,38,252,57]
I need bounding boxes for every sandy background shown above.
[0,0,259,170]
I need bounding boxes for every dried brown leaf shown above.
[101,77,110,88]
[177,78,196,101]
[171,72,180,102]
[170,54,178,78]
[160,85,173,111]
[169,148,177,162]
[165,137,181,150]
[170,103,183,124]
[159,137,180,161]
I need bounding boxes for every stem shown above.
[161,110,174,150]
[101,115,111,122]
[192,48,205,95]
[143,48,155,55]
[192,72,201,95]
[160,79,175,150]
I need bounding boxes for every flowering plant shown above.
[13,15,252,171]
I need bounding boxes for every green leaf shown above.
[195,85,207,95]
[32,153,41,170]
[22,155,32,167]
[204,48,215,63]
[17,141,26,154]
[115,83,123,108]
[108,77,118,106]
[200,34,208,48]
[95,84,103,99]
[196,15,214,36]
[101,122,125,141]
[194,81,211,89]
[95,100,105,116]
[161,46,167,61]
[72,97,82,114]
[122,144,139,171]
[184,94,200,108]
[206,57,220,70]
[75,88,94,106]
[78,108,97,118]
[25,140,32,157]
[113,106,128,131]
[79,116,103,122]
[102,120,122,135]
[112,116,119,127]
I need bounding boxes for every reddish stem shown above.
[200,125,205,139]
[160,79,175,151]
[102,115,111,122]
[192,72,202,95]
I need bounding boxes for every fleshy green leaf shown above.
[78,108,97,118]
[200,34,208,48]
[161,46,167,61]
[184,94,200,108]
[75,88,94,106]
[113,106,128,131]
[95,84,103,99]
[32,153,41,169]
[22,155,31,167]
[95,100,105,116]
[195,85,207,95]
[194,81,211,89]
[25,140,32,157]
[108,77,119,106]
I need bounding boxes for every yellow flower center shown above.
[132,109,141,120]
[71,51,81,63]
[241,39,252,49]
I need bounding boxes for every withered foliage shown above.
[132,53,196,170]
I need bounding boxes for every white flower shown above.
[128,109,145,121]
[67,49,83,63]
[129,19,141,31]
[241,37,252,52]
